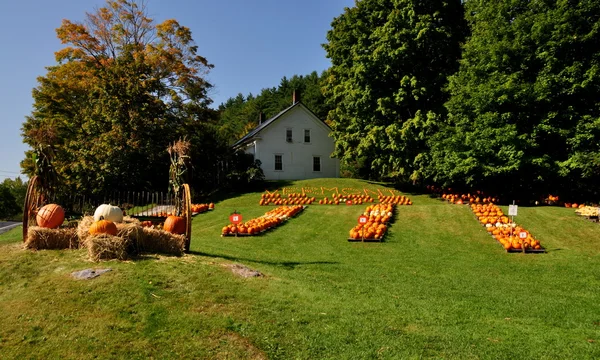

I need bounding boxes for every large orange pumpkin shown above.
[164,215,186,234]
[36,204,65,229]
[89,218,118,236]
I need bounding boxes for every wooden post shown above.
[183,184,192,252]
[22,176,39,242]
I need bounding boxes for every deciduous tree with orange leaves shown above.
[21,0,216,194]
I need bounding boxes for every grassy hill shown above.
[1,178,599,359]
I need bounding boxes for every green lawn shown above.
[1,178,599,359]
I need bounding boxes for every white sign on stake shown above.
[508,205,518,216]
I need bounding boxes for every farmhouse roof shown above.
[232,101,330,148]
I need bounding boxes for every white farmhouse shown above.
[232,92,340,180]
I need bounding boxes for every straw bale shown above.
[78,216,141,245]
[25,227,79,250]
[78,215,184,259]
[87,234,130,262]
[117,223,144,255]
[122,216,140,225]
[117,222,144,241]
[77,216,95,244]
[139,227,185,256]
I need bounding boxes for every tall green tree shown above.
[0,181,21,220]
[1,177,28,214]
[322,0,466,181]
[21,0,214,195]
[429,0,600,200]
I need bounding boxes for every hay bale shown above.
[117,223,145,255]
[139,228,185,256]
[87,234,130,262]
[25,227,79,250]
[122,216,141,225]
[78,216,141,246]
[78,215,183,259]
[77,216,95,245]
[117,223,144,242]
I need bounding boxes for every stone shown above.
[71,268,112,280]
[227,264,263,278]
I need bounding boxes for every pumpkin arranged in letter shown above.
[89,217,118,236]
[164,215,186,234]
[36,204,65,229]
[93,204,123,223]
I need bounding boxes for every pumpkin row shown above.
[575,205,600,223]
[222,205,304,236]
[348,204,396,242]
[192,203,214,214]
[470,203,544,253]
[426,185,498,204]
[259,194,412,206]
[378,195,412,205]
[361,204,395,223]
[442,193,499,205]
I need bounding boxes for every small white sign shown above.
[508,205,518,216]
[519,231,527,239]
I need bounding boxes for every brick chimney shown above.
[258,111,264,124]
[292,89,300,104]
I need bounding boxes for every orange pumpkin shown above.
[164,215,186,234]
[89,218,117,236]
[36,204,65,229]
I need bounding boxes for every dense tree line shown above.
[323,0,600,200]
[429,0,600,200]
[20,0,600,202]
[0,178,27,220]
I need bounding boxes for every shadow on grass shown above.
[188,250,339,270]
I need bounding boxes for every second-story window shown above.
[304,129,311,143]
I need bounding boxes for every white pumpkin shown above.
[94,204,123,223]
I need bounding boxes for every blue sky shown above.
[0,0,354,180]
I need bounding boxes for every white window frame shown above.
[286,128,293,143]
[274,154,283,171]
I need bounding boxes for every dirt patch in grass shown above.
[213,332,266,360]
[224,264,264,278]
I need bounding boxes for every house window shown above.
[286,128,293,143]
[304,129,311,143]
[275,154,283,171]
[313,156,321,172]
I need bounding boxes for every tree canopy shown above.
[428,0,600,200]
[21,0,215,195]
[0,178,26,220]
[322,0,467,181]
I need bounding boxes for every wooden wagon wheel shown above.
[22,176,45,242]
[182,183,192,252]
